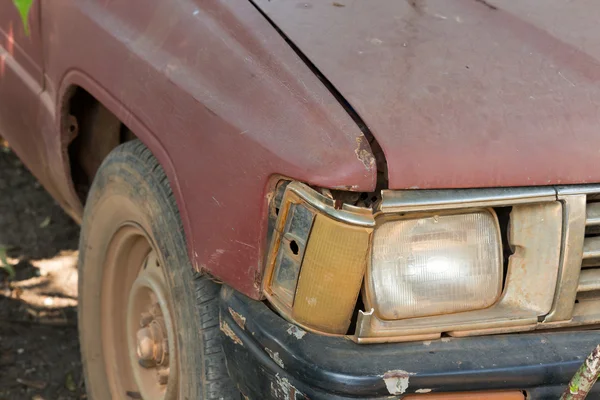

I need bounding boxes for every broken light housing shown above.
[263,182,373,334]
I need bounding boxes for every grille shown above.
[573,201,600,323]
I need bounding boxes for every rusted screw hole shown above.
[289,240,299,255]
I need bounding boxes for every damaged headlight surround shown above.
[263,182,374,335]
[263,182,562,341]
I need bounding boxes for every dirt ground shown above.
[0,147,85,399]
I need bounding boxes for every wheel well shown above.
[65,87,137,203]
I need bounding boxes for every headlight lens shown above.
[367,210,502,320]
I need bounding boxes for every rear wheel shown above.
[78,140,239,399]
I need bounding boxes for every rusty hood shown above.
[253,0,600,189]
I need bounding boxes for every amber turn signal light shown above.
[263,182,374,335]
[292,214,371,333]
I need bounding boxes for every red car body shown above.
[2,1,600,398]
[4,1,600,300]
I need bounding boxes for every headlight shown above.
[366,210,503,320]
[264,182,567,344]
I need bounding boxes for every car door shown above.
[0,1,43,85]
[0,1,51,191]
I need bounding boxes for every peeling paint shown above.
[331,184,360,190]
[265,347,285,368]
[220,319,243,346]
[229,307,246,329]
[287,325,307,340]
[383,370,415,395]
[306,297,317,306]
[209,248,225,264]
[354,137,376,171]
[416,389,432,393]
[270,373,304,400]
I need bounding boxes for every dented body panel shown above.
[253,0,600,189]
[0,0,376,298]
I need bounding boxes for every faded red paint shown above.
[3,0,600,298]
[0,0,375,299]
[253,0,600,189]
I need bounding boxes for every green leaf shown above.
[11,0,34,36]
[0,246,15,279]
[65,372,76,392]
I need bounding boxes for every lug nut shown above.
[136,327,156,368]
[149,303,162,317]
[157,367,170,385]
[140,311,153,327]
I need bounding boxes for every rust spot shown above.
[354,137,376,172]
[331,184,359,190]
[229,307,246,329]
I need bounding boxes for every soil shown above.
[0,147,85,399]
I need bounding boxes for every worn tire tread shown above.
[79,140,239,400]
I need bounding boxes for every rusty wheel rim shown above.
[101,224,178,400]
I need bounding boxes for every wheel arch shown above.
[58,70,193,262]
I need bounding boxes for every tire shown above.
[78,140,239,400]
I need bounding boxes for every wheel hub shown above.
[136,313,169,372]
[124,248,177,400]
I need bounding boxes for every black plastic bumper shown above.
[219,286,600,399]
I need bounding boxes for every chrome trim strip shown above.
[287,182,375,227]
[544,195,586,322]
[578,269,600,292]
[381,187,556,213]
[556,184,600,195]
[582,237,600,259]
[586,202,600,226]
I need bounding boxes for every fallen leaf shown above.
[39,217,51,228]
[65,372,76,392]
[16,378,47,390]
[0,246,15,279]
